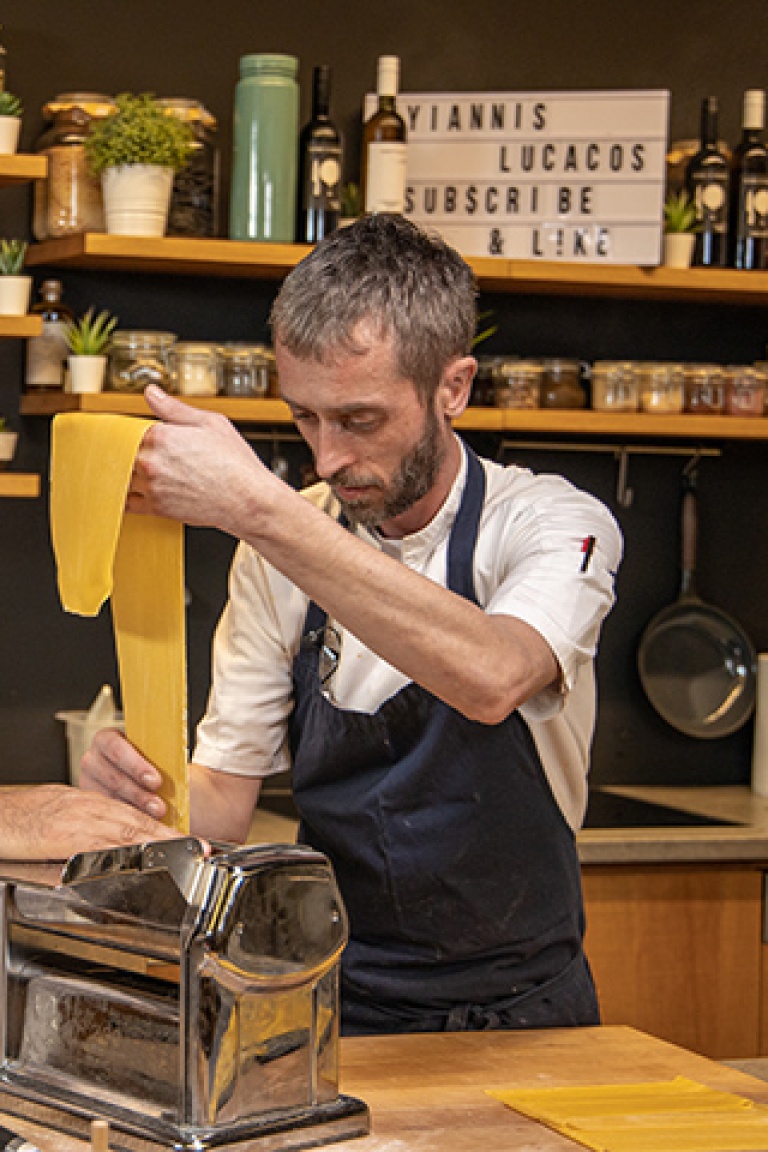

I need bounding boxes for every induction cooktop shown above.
[583,789,742,829]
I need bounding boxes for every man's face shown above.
[275,329,453,537]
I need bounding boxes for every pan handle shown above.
[680,469,697,597]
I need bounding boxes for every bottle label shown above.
[25,320,69,390]
[365,142,407,213]
[739,173,768,238]
[689,170,729,234]
[302,142,342,211]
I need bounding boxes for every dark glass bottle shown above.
[361,55,407,214]
[296,65,342,243]
[686,96,730,267]
[730,89,768,270]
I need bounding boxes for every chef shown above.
[83,214,623,1035]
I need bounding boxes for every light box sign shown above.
[364,89,670,264]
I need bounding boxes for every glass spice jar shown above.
[170,341,219,396]
[493,358,542,409]
[724,365,767,416]
[539,358,586,409]
[590,361,639,411]
[33,93,116,240]
[157,98,220,237]
[217,343,271,397]
[108,331,177,393]
[684,363,726,414]
[637,361,685,414]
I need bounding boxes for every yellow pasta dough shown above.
[50,413,189,833]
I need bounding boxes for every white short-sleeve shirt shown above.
[193,445,623,831]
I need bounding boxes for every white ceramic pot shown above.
[0,430,18,468]
[68,354,107,394]
[102,164,174,237]
[662,232,695,269]
[0,275,32,316]
[0,116,21,155]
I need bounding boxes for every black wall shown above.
[0,0,767,790]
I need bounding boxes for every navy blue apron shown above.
[289,447,599,1035]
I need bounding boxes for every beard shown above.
[330,406,447,529]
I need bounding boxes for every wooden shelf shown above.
[0,472,40,497]
[25,232,768,304]
[0,153,46,187]
[19,392,768,441]
[0,315,42,338]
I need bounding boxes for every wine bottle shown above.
[730,89,768,270]
[686,96,730,267]
[361,55,407,214]
[296,65,343,243]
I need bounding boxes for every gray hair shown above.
[269,214,478,402]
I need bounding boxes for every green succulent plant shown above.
[84,92,194,175]
[64,308,118,356]
[663,190,698,234]
[0,92,23,118]
[0,238,27,275]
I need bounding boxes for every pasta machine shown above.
[0,839,369,1152]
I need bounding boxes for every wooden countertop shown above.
[3,1026,768,1152]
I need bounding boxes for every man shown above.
[83,214,623,1034]
[0,785,178,861]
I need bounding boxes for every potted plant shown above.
[0,91,23,155]
[0,417,17,467]
[662,190,697,269]
[64,307,118,393]
[84,92,193,237]
[0,239,31,315]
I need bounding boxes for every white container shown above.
[102,163,174,237]
[0,115,20,155]
[0,274,32,316]
[68,353,107,393]
[752,653,768,797]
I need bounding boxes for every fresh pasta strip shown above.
[50,413,189,832]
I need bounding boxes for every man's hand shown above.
[80,726,168,820]
[0,784,180,862]
[127,386,283,537]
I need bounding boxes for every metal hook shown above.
[615,448,634,508]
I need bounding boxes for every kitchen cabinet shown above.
[581,863,764,1060]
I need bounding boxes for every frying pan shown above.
[637,470,756,739]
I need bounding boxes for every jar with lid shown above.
[684,363,726,413]
[590,361,639,412]
[170,342,219,396]
[637,361,685,414]
[493,359,542,408]
[108,331,177,393]
[157,98,220,237]
[540,358,586,409]
[472,355,502,406]
[724,364,767,416]
[217,343,271,397]
[33,93,116,240]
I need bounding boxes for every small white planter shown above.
[662,232,695,269]
[0,430,18,468]
[0,274,32,316]
[68,354,107,394]
[0,116,21,155]
[102,164,174,237]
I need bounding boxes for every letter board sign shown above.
[363,89,669,264]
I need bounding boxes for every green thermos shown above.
[229,53,299,242]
